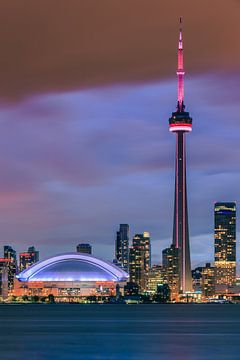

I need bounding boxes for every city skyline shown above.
[0,2,239,266]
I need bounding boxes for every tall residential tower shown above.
[129,232,151,290]
[214,202,236,286]
[169,19,192,292]
[115,224,129,272]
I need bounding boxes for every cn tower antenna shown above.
[177,17,185,112]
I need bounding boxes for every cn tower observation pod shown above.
[16,253,129,283]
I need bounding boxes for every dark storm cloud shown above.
[0,0,239,100]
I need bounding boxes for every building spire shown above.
[177,17,185,112]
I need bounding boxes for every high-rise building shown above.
[129,232,151,290]
[0,263,8,300]
[214,202,236,286]
[162,244,180,300]
[19,246,39,272]
[2,245,17,290]
[76,243,92,255]
[201,263,215,298]
[4,246,17,262]
[169,19,192,293]
[115,224,129,272]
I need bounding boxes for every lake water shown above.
[0,304,240,359]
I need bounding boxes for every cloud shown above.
[0,0,239,100]
[0,75,239,266]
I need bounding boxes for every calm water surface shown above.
[0,304,240,360]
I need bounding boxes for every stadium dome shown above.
[16,253,129,283]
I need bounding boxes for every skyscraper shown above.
[3,245,17,290]
[0,263,8,300]
[169,19,192,293]
[4,246,17,263]
[162,244,180,300]
[129,232,151,290]
[214,202,236,286]
[19,246,39,272]
[115,224,129,272]
[76,243,92,254]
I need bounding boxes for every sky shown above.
[0,0,240,267]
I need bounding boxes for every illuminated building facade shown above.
[124,282,139,297]
[146,265,167,293]
[201,263,215,298]
[214,202,236,286]
[192,266,203,292]
[0,262,8,299]
[19,246,39,272]
[169,19,192,293]
[156,284,171,303]
[3,245,17,290]
[14,253,128,301]
[129,232,151,290]
[115,224,129,272]
[162,244,180,300]
[4,245,17,262]
[76,243,92,255]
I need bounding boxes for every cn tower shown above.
[169,18,192,293]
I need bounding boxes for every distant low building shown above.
[155,284,171,303]
[192,266,203,292]
[19,246,39,272]
[201,263,215,298]
[124,282,139,297]
[146,265,167,293]
[76,243,92,255]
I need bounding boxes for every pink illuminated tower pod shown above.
[169,18,192,293]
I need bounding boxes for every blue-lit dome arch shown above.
[16,253,129,282]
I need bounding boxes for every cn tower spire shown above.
[168,18,193,294]
[177,17,185,112]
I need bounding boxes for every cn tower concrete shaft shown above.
[173,131,192,292]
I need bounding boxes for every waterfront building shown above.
[3,245,17,290]
[115,224,129,272]
[19,246,39,272]
[129,232,151,290]
[124,282,139,297]
[146,265,167,293]
[155,284,171,303]
[192,266,203,292]
[4,245,17,263]
[129,246,144,289]
[214,202,236,286]
[14,253,128,301]
[76,243,92,255]
[168,18,192,293]
[201,263,215,298]
[0,262,8,299]
[162,244,180,300]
